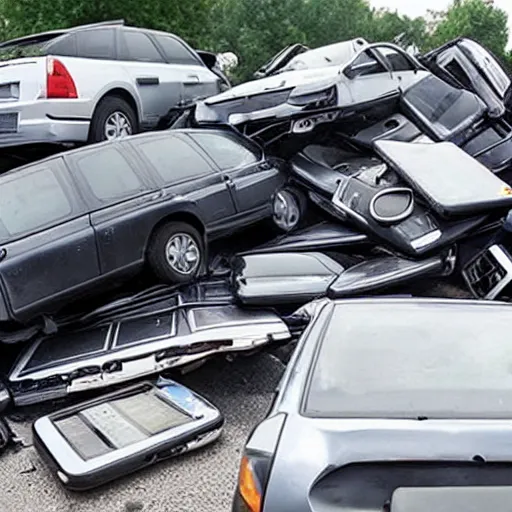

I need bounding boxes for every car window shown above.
[44,33,77,57]
[73,147,147,204]
[119,30,164,63]
[378,47,415,72]
[347,50,387,77]
[23,326,110,373]
[188,132,259,171]
[134,135,213,183]
[305,302,512,419]
[0,163,72,241]
[153,34,200,65]
[444,58,473,90]
[76,28,115,60]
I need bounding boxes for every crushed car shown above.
[233,296,512,512]
[171,38,512,175]
[282,139,512,257]
[8,283,292,406]
[6,233,458,406]
[0,128,287,332]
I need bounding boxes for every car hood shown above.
[205,66,342,104]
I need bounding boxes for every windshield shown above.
[280,39,367,74]
[305,301,512,419]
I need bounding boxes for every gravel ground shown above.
[0,353,286,512]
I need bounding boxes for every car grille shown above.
[0,112,18,133]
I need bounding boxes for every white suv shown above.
[0,20,227,149]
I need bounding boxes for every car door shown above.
[342,47,399,105]
[130,132,237,236]
[117,28,183,130]
[0,158,99,321]
[460,39,511,102]
[372,45,425,90]
[430,39,511,117]
[65,142,162,276]
[187,131,284,218]
[150,32,221,104]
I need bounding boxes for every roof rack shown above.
[68,19,125,30]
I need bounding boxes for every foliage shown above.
[429,0,509,56]
[0,0,508,82]
[0,0,215,48]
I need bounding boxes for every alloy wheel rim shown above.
[165,233,200,275]
[104,112,133,140]
[273,191,300,231]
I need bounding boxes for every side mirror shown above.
[343,60,376,79]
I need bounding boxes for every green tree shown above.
[0,0,215,48]
[368,9,429,49]
[429,0,509,56]
[206,0,376,82]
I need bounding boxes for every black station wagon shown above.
[0,128,286,325]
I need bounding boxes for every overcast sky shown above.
[369,0,512,49]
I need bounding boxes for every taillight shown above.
[46,57,78,99]
[235,451,273,512]
[233,413,287,512]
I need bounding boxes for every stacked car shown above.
[1,20,512,509]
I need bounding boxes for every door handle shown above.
[222,175,232,184]
[184,75,200,85]
[0,248,6,262]
[136,76,160,86]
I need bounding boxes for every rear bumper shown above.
[0,99,91,148]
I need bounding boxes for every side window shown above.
[44,34,77,57]
[0,163,72,240]
[153,35,200,65]
[379,47,415,72]
[76,28,115,60]
[119,30,164,63]
[135,136,213,183]
[347,50,387,77]
[444,59,473,90]
[73,147,147,204]
[189,133,259,171]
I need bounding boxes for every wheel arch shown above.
[90,87,141,133]
[145,211,207,256]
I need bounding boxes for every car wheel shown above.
[147,222,204,284]
[272,187,307,232]
[88,96,138,143]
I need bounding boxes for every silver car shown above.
[233,297,512,511]
[0,20,226,149]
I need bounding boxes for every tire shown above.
[147,222,204,284]
[272,186,308,232]
[88,95,138,144]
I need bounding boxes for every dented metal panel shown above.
[9,303,290,406]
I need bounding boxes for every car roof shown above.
[0,20,125,48]
[0,128,239,177]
